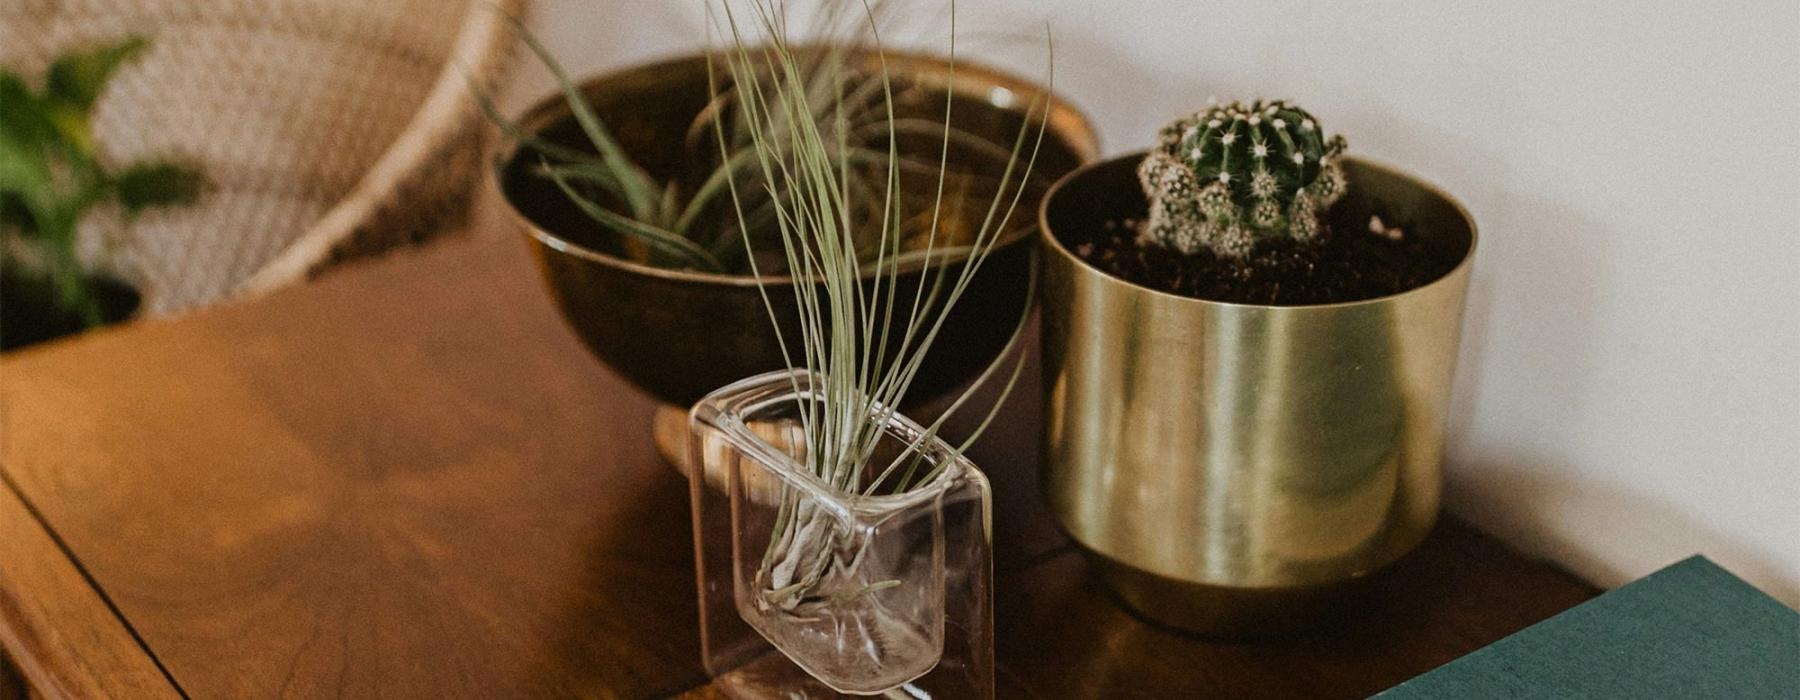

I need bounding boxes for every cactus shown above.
[1137,98,1347,258]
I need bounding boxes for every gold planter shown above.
[1038,153,1476,636]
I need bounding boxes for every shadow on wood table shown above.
[0,233,1595,699]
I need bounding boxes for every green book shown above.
[1381,555,1799,698]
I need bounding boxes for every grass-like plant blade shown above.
[711,0,1049,492]
[496,8,662,222]
[534,161,623,197]
[466,79,600,164]
[543,159,725,272]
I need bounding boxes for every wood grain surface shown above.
[0,478,177,699]
[0,231,1597,698]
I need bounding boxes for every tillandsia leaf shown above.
[860,119,1029,171]
[849,17,905,419]
[533,161,623,198]
[860,244,972,274]
[711,0,1050,498]
[703,192,783,265]
[480,2,991,279]
[866,253,1037,494]
[114,161,207,217]
[659,180,682,228]
[466,78,598,164]
[868,93,1028,432]
[710,0,1059,615]
[855,32,1054,489]
[496,8,663,222]
[740,9,836,456]
[542,158,725,272]
[673,146,766,238]
[828,578,900,604]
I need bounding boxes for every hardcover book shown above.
[1381,555,1799,698]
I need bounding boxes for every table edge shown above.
[0,465,181,699]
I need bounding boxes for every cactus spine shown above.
[1138,99,1347,258]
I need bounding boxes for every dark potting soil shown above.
[1070,207,1462,305]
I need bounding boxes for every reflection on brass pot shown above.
[497,50,1098,408]
[1038,154,1476,636]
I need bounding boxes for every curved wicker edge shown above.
[235,0,524,298]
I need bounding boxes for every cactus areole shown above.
[1139,99,1346,258]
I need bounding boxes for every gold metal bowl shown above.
[1039,153,1477,636]
[497,51,1098,408]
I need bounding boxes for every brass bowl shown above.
[1039,153,1477,636]
[498,51,1098,407]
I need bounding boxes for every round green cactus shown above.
[1137,98,1348,258]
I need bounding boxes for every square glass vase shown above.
[688,370,994,698]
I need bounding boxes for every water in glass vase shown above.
[690,370,994,698]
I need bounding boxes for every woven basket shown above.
[1,0,523,315]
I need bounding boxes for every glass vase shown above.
[688,370,994,698]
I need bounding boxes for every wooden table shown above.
[0,232,1597,699]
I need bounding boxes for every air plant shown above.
[1138,98,1346,258]
[0,36,205,328]
[478,5,1030,275]
[708,0,1047,618]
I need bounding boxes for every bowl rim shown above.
[493,47,1101,288]
[1037,151,1480,311]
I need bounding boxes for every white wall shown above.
[502,1,1800,604]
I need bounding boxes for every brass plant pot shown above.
[496,52,1098,465]
[1038,153,1476,637]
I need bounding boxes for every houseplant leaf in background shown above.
[0,36,206,350]
[114,161,206,216]
[43,36,150,155]
[47,36,150,107]
[0,74,58,223]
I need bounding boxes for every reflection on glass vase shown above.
[689,370,994,698]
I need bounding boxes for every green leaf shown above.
[0,73,47,143]
[46,36,149,110]
[114,161,206,215]
[41,37,150,156]
[465,76,597,163]
[659,179,681,229]
[542,159,724,272]
[0,133,52,217]
[495,10,661,221]
[532,161,620,194]
[0,75,58,230]
[0,192,38,233]
[43,101,97,156]
[0,76,50,179]
[674,147,765,237]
